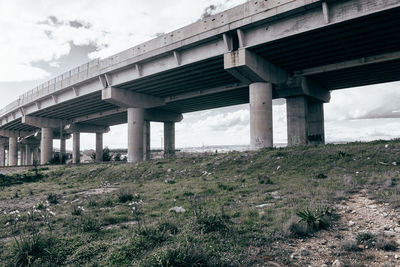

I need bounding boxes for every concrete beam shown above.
[0,130,34,138]
[294,51,400,76]
[224,48,288,84]
[275,77,331,103]
[22,115,67,129]
[145,110,183,123]
[64,123,110,134]
[102,87,165,108]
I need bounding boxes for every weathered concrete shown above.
[308,101,325,145]
[95,133,103,163]
[0,144,5,166]
[41,128,53,165]
[127,108,144,163]
[20,148,25,166]
[250,83,273,149]
[25,144,32,165]
[102,87,164,108]
[224,48,287,84]
[164,122,175,158]
[33,146,39,164]
[60,137,66,164]
[143,121,150,160]
[65,123,110,134]
[286,96,325,146]
[9,137,17,166]
[73,132,80,164]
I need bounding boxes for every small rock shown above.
[167,168,172,173]
[332,259,344,267]
[290,252,301,260]
[321,240,328,245]
[395,227,400,233]
[393,162,397,166]
[169,207,186,213]
[348,221,355,227]
[256,204,273,208]
[395,254,399,259]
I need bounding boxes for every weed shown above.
[117,189,134,203]
[296,207,334,231]
[47,193,59,204]
[80,215,101,233]
[375,234,398,251]
[341,239,360,251]
[356,232,375,246]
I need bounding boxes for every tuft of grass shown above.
[117,189,134,203]
[47,193,59,204]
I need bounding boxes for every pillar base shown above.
[286,96,325,146]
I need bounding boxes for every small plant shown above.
[296,207,334,231]
[316,173,327,179]
[117,189,134,203]
[47,193,58,204]
[71,205,84,216]
[341,239,360,251]
[356,232,375,246]
[80,215,101,233]
[375,234,398,251]
[258,175,273,184]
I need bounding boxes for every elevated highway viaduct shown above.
[0,0,400,166]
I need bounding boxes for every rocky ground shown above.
[272,189,400,267]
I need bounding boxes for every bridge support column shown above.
[60,138,66,164]
[41,128,53,165]
[33,146,39,165]
[127,108,144,163]
[73,132,80,164]
[164,122,175,158]
[95,133,103,163]
[20,147,24,165]
[250,82,273,149]
[0,144,5,166]
[25,144,32,165]
[143,121,150,161]
[286,96,325,146]
[9,137,17,166]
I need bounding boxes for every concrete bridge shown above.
[0,0,399,166]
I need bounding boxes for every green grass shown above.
[0,139,399,266]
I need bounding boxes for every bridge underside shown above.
[0,0,400,166]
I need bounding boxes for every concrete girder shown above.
[0,137,8,145]
[275,77,331,103]
[102,87,165,108]
[64,123,110,134]
[0,130,34,138]
[70,108,183,124]
[224,48,288,84]
[22,115,68,129]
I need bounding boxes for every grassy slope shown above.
[0,140,399,266]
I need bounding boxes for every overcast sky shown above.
[1,0,400,151]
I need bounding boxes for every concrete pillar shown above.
[127,108,144,163]
[0,145,5,166]
[60,136,66,164]
[73,132,80,164]
[19,149,25,166]
[41,128,53,165]
[250,82,273,149]
[95,133,103,162]
[143,121,151,160]
[308,101,325,145]
[286,96,308,146]
[164,122,175,158]
[286,96,325,146]
[25,144,32,165]
[9,137,17,166]
[33,146,39,165]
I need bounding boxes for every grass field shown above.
[0,140,399,266]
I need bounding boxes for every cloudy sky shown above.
[1,0,400,151]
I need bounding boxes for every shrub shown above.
[375,234,398,251]
[195,211,229,234]
[283,216,310,238]
[117,189,134,203]
[356,232,375,246]
[47,193,59,204]
[296,207,334,231]
[341,239,360,251]
[80,215,101,233]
